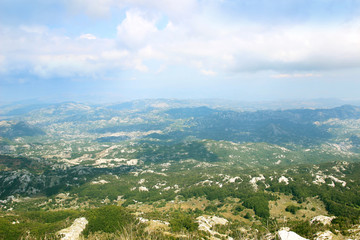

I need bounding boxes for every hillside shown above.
[0,100,360,239]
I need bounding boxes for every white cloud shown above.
[32,54,100,78]
[138,45,166,60]
[156,64,167,74]
[101,50,129,60]
[1,3,360,81]
[19,25,48,34]
[0,24,141,78]
[113,7,360,75]
[117,10,158,49]
[201,69,216,76]
[271,73,322,79]
[79,34,97,40]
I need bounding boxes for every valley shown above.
[0,100,360,239]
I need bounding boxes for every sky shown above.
[0,0,360,103]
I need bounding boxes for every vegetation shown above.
[169,212,198,232]
[0,210,81,240]
[1,102,360,239]
[84,205,135,236]
[242,195,270,219]
[285,204,301,214]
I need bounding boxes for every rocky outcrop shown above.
[197,215,233,240]
[277,228,308,240]
[314,230,336,240]
[0,164,135,200]
[57,217,88,240]
[310,215,335,225]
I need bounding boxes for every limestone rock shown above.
[277,229,308,240]
[310,215,336,225]
[57,217,88,240]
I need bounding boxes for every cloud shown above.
[19,25,48,34]
[117,10,158,49]
[1,2,360,82]
[111,6,360,75]
[0,24,141,79]
[101,50,129,60]
[79,34,97,40]
[32,54,100,78]
[4,23,162,79]
[271,73,322,79]
[201,69,216,76]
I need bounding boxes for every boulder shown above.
[310,215,335,226]
[278,229,308,240]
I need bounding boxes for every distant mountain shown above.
[165,106,219,118]
[152,105,360,145]
[19,102,120,124]
[106,98,359,111]
[1,100,359,146]
[40,102,93,115]
[0,121,45,139]
[165,105,360,122]
[2,104,51,116]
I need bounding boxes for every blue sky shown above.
[1,0,360,103]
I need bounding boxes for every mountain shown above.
[0,121,45,139]
[0,100,360,240]
[152,105,360,145]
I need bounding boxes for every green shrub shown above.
[233,205,244,214]
[331,217,353,231]
[243,195,270,219]
[289,220,326,239]
[170,212,198,232]
[285,205,301,214]
[24,210,80,223]
[243,212,252,220]
[84,205,135,236]
[204,205,217,212]
[0,218,22,240]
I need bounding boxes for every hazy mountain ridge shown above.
[0,121,46,139]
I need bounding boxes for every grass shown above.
[269,194,328,223]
